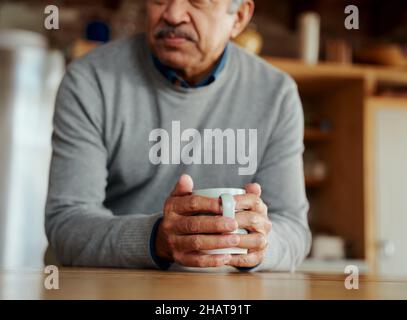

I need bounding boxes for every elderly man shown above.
[45,0,311,271]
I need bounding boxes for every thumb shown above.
[245,183,262,196]
[171,174,194,197]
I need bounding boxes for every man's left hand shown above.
[227,183,272,268]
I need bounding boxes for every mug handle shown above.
[220,193,236,219]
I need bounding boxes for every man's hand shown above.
[227,183,272,268]
[155,174,240,268]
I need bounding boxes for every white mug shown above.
[192,188,248,255]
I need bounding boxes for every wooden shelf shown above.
[304,127,331,142]
[263,57,407,95]
[305,176,326,188]
[263,57,407,86]
[277,61,365,259]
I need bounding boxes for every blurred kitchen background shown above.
[0,0,406,276]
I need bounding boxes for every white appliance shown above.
[371,101,407,277]
[0,29,64,269]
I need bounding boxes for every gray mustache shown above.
[154,26,198,42]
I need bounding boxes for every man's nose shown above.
[162,0,190,25]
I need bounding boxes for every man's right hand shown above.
[155,174,240,267]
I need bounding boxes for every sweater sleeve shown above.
[45,63,162,269]
[250,81,312,272]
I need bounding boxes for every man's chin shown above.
[155,52,193,70]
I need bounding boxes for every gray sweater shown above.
[45,34,311,272]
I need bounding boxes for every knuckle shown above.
[233,213,242,227]
[163,203,169,214]
[216,219,228,232]
[254,197,264,211]
[250,214,260,227]
[255,196,261,206]
[241,255,252,266]
[195,256,207,268]
[172,252,183,264]
[220,236,231,247]
[189,196,200,212]
[167,235,177,250]
[212,256,223,267]
[164,199,173,214]
[186,219,199,233]
[191,236,203,250]
[257,234,267,249]
[161,220,172,233]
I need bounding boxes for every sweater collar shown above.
[151,44,229,89]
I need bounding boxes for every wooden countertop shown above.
[1,268,407,300]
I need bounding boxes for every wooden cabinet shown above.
[264,57,407,275]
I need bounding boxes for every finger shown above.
[170,234,240,252]
[227,251,265,268]
[171,174,194,197]
[236,233,268,250]
[166,195,222,215]
[174,252,232,268]
[169,216,238,235]
[245,183,262,196]
[235,211,272,233]
[234,194,267,213]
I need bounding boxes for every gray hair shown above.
[229,0,244,14]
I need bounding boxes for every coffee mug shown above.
[192,188,248,255]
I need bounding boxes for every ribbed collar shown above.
[151,44,229,89]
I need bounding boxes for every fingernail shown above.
[228,235,240,246]
[223,255,232,263]
[225,220,237,230]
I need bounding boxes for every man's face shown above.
[146,0,237,72]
